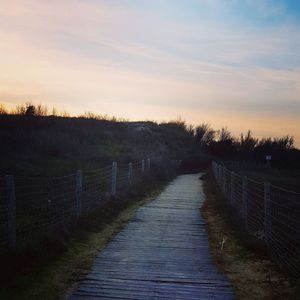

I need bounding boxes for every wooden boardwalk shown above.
[70,174,234,299]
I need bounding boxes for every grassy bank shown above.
[201,171,300,300]
[0,114,199,177]
[0,179,169,300]
[232,167,300,192]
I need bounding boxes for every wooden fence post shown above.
[128,162,133,186]
[230,172,234,206]
[222,166,226,195]
[242,176,248,231]
[147,158,151,170]
[212,162,216,179]
[75,170,82,217]
[141,160,145,173]
[4,175,16,251]
[111,162,117,196]
[264,182,271,245]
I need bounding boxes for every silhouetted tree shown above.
[25,105,36,116]
[195,123,216,147]
[217,127,232,142]
[238,130,258,159]
[273,135,294,151]
[208,127,237,160]
[186,124,195,136]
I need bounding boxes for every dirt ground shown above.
[201,172,299,300]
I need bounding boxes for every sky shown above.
[0,0,300,145]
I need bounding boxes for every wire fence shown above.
[0,158,155,253]
[212,161,300,278]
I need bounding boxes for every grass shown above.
[231,167,300,192]
[0,114,199,177]
[201,171,300,299]
[0,180,169,300]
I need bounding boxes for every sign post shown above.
[265,155,272,168]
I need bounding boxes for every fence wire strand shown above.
[0,159,152,252]
[212,161,300,278]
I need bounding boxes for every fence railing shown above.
[0,158,153,253]
[224,160,268,170]
[212,161,300,278]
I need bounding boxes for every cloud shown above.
[0,0,299,144]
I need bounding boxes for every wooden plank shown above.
[70,174,234,299]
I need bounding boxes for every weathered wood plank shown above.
[70,174,234,299]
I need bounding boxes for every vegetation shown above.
[201,172,300,299]
[0,103,200,176]
[194,123,300,169]
[1,102,298,177]
[1,102,299,298]
[0,102,189,298]
[229,167,300,192]
[0,179,168,300]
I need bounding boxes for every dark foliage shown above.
[0,113,202,176]
[194,123,299,169]
[1,103,299,173]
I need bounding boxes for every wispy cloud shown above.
[0,0,299,144]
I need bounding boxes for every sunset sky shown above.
[0,0,300,145]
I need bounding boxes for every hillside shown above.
[0,115,201,176]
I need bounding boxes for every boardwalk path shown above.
[71,174,234,299]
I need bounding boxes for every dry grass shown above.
[201,172,299,300]
[0,184,165,300]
